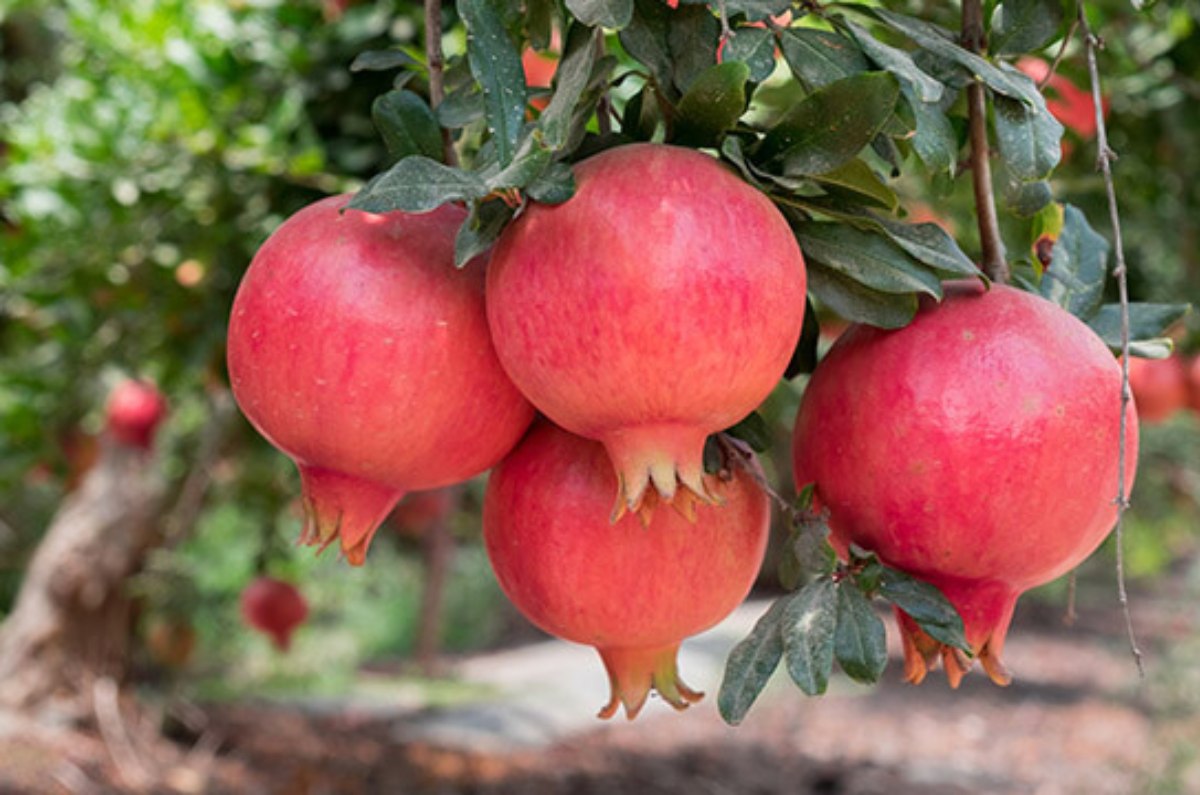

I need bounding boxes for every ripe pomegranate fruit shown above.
[105,379,167,450]
[1186,356,1200,415]
[240,576,309,651]
[792,282,1138,686]
[227,195,534,564]
[484,421,770,719]
[1126,355,1187,424]
[487,143,806,521]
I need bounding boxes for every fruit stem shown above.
[961,0,1008,283]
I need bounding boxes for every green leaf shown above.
[795,222,942,297]
[351,49,420,72]
[539,25,600,150]
[756,72,900,175]
[785,509,836,584]
[841,20,943,103]
[349,156,488,214]
[833,583,888,684]
[784,297,820,379]
[620,0,674,96]
[674,62,750,147]
[811,159,898,211]
[874,217,980,277]
[525,161,577,204]
[526,0,556,50]
[718,597,790,725]
[1087,303,1192,355]
[807,263,919,329]
[778,28,869,91]
[1040,204,1109,320]
[877,567,970,653]
[903,85,959,175]
[485,131,554,191]
[993,93,1063,182]
[566,0,633,29]
[455,199,514,268]
[723,412,771,453]
[991,0,1067,56]
[725,0,792,20]
[372,90,444,163]
[1003,177,1054,217]
[666,5,721,94]
[723,26,777,83]
[781,578,838,696]
[437,87,485,129]
[460,0,527,166]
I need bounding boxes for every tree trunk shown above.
[0,441,164,720]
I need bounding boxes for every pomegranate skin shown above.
[486,143,806,521]
[484,422,770,719]
[792,282,1138,686]
[240,577,309,651]
[228,195,535,564]
[105,380,168,450]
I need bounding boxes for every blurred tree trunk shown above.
[0,441,164,719]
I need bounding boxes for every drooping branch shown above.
[961,0,1008,283]
[1077,3,1143,677]
[425,0,458,167]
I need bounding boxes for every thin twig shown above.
[1078,2,1143,677]
[424,0,457,167]
[715,434,796,519]
[1064,570,1078,626]
[962,0,1007,282]
[1040,16,1081,90]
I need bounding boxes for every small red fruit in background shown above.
[1126,355,1188,423]
[105,379,168,450]
[227,195,534,564]
[1017,57,1109,156]
[390,488,455,540]
[484,422,770,720]
[240,577,309,652]
[486,143,806,523]
[522,45,558,112]
[793,282,1138,687]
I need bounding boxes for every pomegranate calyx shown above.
[597,644,703,720]
[298,465,404,566]
[603,424,719,525]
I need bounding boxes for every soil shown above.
[1,566,1197,795]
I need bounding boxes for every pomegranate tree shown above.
[486,143,806,522]
[792,282,1138,686]
[484,422,770,719]
[227,195,534,564]
[240,577,309,651]
[105,379,168,450]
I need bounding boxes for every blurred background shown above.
[1,0,1199,792]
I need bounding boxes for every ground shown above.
[1,561,1197,794]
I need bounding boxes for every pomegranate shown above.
[240,577,309,651]
[487,143,806,521]
[105,379,167,450]
[390,488,455,539]
[1126,355,1187,424]
[1186,356,1200,415]
[227,195,534,564]
[792,282,1138,686]
[484,421,770,719]
[522,41,558,112]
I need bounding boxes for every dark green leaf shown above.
[842,20,943,103]
[720,136,766,189]
[991,0,1066,56]
[903,85,959,175]
[566,0,633,29]
[455,199,514,268]
[807,263,919,329]
[756,72,900,176]
[486,131,554,191]
[539,25,600,149]
[1087,303,1192,356]
[372,90,444,163]
[725,0,792,21]
[460,0,527,166]
[724,26,777,83]
[349,156,488,214]
[525,0,556,50]
[993,93,1063,182]
[833,583,888,684]
[877,567,970,652]
[784,297,820,378]
[795,222,942,297]
[782,578,838,696]
[619,0,675,97]
[723,412,771,453]
[1003,177,1054,217]
[674,62,750,147]
[789,510,836,581]
[874,217,980,277]
[812,159,898,211]
[778,28,869,91]
[351,49,420,72]
[525,161,577,204]
[437,87,485,129]
[1040,204,1109,320]
[718,597,790,725]
[667,5,721,94]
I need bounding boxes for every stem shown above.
[1078,3,1143,677]
[595,32,613,137]
[424,0,458,167]
[961,0,1007,282]
[415,489,457,677]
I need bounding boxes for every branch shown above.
[1077,3,1143,677]
[424,0,458,167]
[961,0,1008,282]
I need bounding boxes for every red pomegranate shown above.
[792,282,1138,686]
[390,488,455,539]
[1186,356,1200,415]
[240,577,309,651]
[227,195,535,564]
[487,143,806,522]
[1126,355,1187,424]
[484,422,770,719]
[105,379,167,450]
